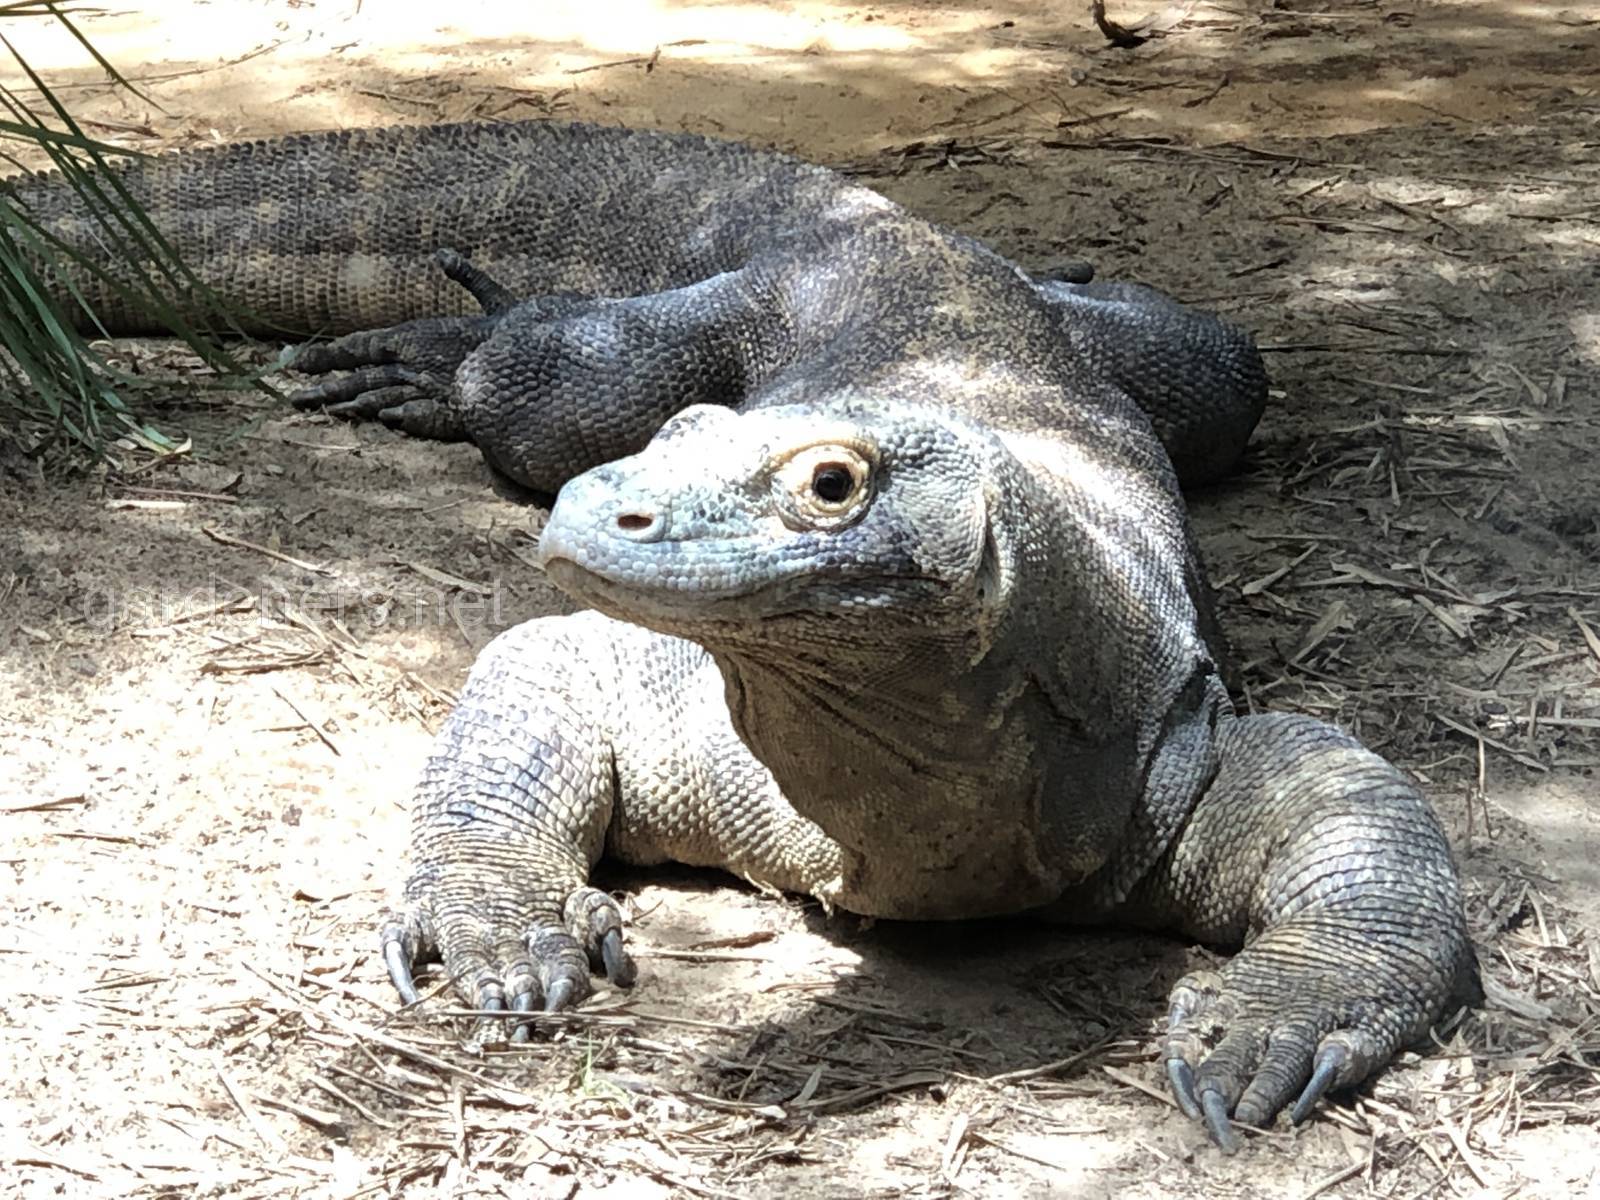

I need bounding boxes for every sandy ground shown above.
[3,1,1599,1196]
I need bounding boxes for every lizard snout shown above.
[549,463,673,548]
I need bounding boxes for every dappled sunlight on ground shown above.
[3,0,1595,158]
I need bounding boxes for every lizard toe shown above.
[563,885,636,988]
[290,364,429,413]
[291,331,397,374]
[377,396,462,440]
[1231,1016,1328,1127]
[434,248,518,316]
[1162,967,1226,1120]
[380,905,438,1005]
[527,922,595,1013]
[499,955,541,1042]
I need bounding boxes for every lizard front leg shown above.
[1117,713,1478,1149]
[382,617,630,1038]
[384,613,848,1041]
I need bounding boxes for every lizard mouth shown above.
[539,536,918,634]
[539,551,750,618]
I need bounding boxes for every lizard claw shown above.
[509,989,538,1044]
[1200,1088,1240,1153]
[381,909,435,1005]
[380,881,635,1042]
[600,927,633,986]
[1158,928,1438,1149]
[383,933,421,1004]
[1290,1044,1347,1125]
[1165,1056,1200,1120]
[543,977,577,1014]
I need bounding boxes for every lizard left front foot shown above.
[1161,919,1472,1151]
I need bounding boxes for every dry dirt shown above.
[3,2,1599,1197]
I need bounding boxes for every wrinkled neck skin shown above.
[711,634,1072,918]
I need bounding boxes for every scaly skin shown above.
[15,117,1473,1146]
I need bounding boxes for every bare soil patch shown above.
[3,2,1598,1196]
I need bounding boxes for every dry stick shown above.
[270,686,341,757]
[106,499,186,512]
[978,1040,1115,1086]
[1054,107,1134,129]
[1414,594,1473,642]
[213,1055,284,1154]
[1240,545,1317,597]
[1297,1160,1365,1200]
[1290,599,1349,665]
[1182,73,1230,108]
[322,1061,431,1114]
[1567,608,1600,672]
[1434,713,1546,773]
[1100,1064,1178,1109]
[634,947,777,963]
[563,39,705,74]
[970,1130,1084,1172]
[118,485,240,503]
[1440,1120,1492,1188]
[252,1092,344,1132]
[203,525,334,576]
[134,591,256,635]
[436,1004,752,1035]
[802,1069,946,1114]
[942,1111,971,1180]
[3,794,88,814]
[1467,733,1494,848]
[405,561,494,594]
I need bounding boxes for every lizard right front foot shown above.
[382,873,636,1043]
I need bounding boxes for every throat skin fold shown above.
[712,639,1090,919]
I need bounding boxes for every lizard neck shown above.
[710,638,1084,918]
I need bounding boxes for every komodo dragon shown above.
[16,118,1478,1150]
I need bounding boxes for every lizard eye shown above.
[774,441,875,530]
[811,463,856,505]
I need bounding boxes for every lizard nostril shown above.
[607,500,669,543]
[614,511,661,539]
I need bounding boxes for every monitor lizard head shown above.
[538,399,1018,670]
